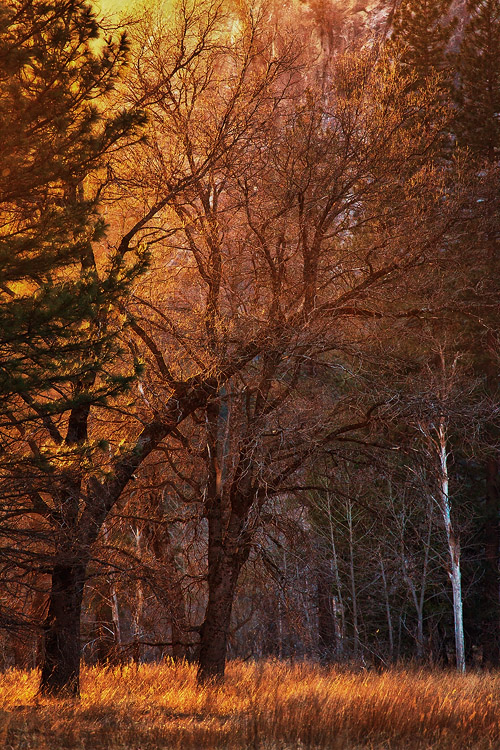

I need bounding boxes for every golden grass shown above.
[0,660,499,749]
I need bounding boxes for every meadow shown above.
[0,660,499,749]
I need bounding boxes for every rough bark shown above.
[197,399,253,682]
[39,560,87,697]
[197,549,246,681]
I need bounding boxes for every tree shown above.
[410,351,467,673]
[116,18,463,680]
[454,0,500,159]
[0,0,144,420]
[0,0,471,693]
[390,0,455,82]
[1,0,300,696]
[0,0,146,695]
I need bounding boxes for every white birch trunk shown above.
[437,418,466,673]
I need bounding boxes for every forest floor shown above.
[0,660,499,749]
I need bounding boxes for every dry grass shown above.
[0,660,499,749]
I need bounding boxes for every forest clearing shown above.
[1,660,500,749]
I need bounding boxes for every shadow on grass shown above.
[4,703,250,750]
[1,663,500,750]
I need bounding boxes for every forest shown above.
[0,0,499,742]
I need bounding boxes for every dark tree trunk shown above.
[196,393,260,682]
[197,550,244,682]
[32,353,261,696]
[40,560,87,697]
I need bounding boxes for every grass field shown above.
[0,660,499,749]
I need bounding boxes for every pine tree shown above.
[390,0,455,82]
[454,0,500,158]
[0,0,146,428]
[0,0,146,695]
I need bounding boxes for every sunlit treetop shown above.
[0,0,146,421]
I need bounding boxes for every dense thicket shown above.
[0,0,499,694]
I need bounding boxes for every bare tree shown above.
[2,0,467,693]
[411,350,467,672]
[114,14,462,680]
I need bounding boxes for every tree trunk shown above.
[197,396,252,682]
[347,500,360,660]
[197,551,244,682]
[328,499,345,660]
[401,501,433,663]
[103,524,122,652]
[438,419,466,673]
[448,539,466,672]
[40,560,87,697]
[132,527,144,660]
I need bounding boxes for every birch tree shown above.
[414,353,465,672]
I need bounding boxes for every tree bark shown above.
[40,559,87,697]
[347,500,360,661]
[328,504,345,660]
[197,549,246,682]
[197,395,253,680]
[438,419,466,673]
